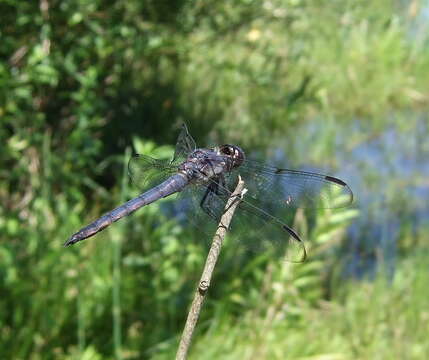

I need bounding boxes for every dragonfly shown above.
[65,124,353,262]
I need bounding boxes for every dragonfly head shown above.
[219,144,245,169]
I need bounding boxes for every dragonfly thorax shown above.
[178,146,244,184]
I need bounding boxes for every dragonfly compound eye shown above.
[220,144,245,168]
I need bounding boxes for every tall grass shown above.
[157,251,428,360]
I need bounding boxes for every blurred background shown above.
[1,0,428,359]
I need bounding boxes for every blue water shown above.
[274,114,429,278]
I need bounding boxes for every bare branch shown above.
[176,176,246,360]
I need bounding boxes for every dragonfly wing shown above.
[234,201,307,262]
[171,183,226,246]
[171,123,196,164]
[174,175,306,262]
[214,177,307,262]
[129,124,196,191]
[238,159,353,209]
[128,154,177,191]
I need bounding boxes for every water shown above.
[279,113,429,277]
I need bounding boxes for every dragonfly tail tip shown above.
[63,235,79,247]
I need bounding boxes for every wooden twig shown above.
[175,177,247,360]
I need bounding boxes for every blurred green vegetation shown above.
[1,0,428,359]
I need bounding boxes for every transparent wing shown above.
[171,123,196,164]
[129,124,195,190]
[166,183,225,254]
[172,176,306,262]
[238,159,353,209]
[128,154,177,191]
[216,177,306,262]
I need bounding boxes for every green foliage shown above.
[179,252,429,360]
[1,0,428,359]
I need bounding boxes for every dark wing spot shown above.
[282,225,302,242]
[282,225,307,262]
[325,175,347,186]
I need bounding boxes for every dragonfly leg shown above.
[199,183,220,220]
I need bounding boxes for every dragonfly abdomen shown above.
[64,173,188,246]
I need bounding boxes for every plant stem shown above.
[175,176,246,360]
